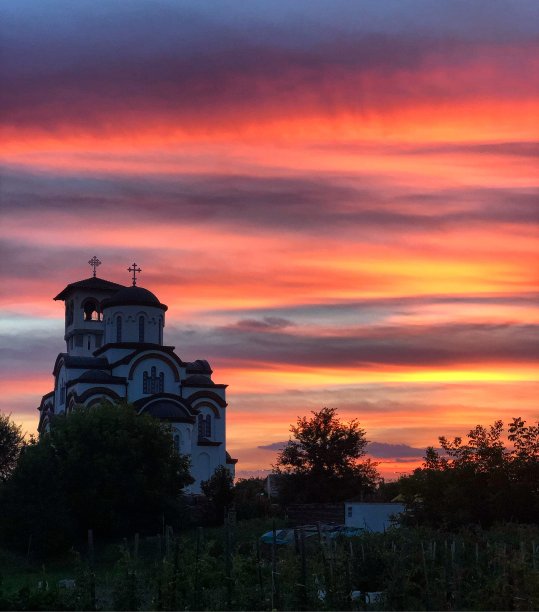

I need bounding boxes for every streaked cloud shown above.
[1,0,537,477]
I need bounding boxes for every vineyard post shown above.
[256,537,264,603]
[300,526,308,609]
[271,519,280,610]
[225,515,235,610]
[421,540,430,609]
[88,529,94,567]
[194,526,202,610]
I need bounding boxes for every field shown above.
[1,519,538,610]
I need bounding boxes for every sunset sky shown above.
[1,0,538,479]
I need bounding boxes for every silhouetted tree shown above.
[0,401,193,554]
[0,412,25,482]
[274,407,380,503]
[234,477,269,519]
[201,465,235,524]
[398,418,539,527]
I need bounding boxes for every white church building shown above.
[38,259,237,492]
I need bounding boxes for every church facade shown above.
[38,261,237,492]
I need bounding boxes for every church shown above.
[37,258,237,492]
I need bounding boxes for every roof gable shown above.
[54,277,125,301]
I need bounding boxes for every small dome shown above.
[102,286,168,311]
[77,370,124,384]
[142,400,193,420]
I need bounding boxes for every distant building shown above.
[344,502,404,532]
[37,260,237,492]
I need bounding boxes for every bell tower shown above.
[53,257,125,356]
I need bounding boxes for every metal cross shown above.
[88,256,101,278]
[128,262,142,286]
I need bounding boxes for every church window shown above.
[75,334,83,347]
[173,433,180,453]
[60,383,66,405]
[83,299,100,321]
[116,316,122,342]
[66,301,74,325]
[143,371,148,393]
[198,414,211,438]
[158,317,163,344]
[139,316,145,342]
[198,414,203,437]
[143,366,164,393]
[87,336,91,350]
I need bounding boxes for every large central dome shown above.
[102,286,168,311]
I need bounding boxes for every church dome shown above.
[102,286,168,311]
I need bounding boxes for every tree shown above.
[201,465,235,524]
[274,407,379,503]
[234,477,269,520]
[398,417,539,528]
[0,413,25,482]
[0,401,193,554]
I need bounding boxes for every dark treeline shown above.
[0,406,538,609]
[380,417,539,528]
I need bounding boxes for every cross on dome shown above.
[128,262,142,286]
[88,256,101,278]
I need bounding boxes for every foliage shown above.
[0,412,25,482]
[0,401,193,554]
[274,407,380,503]
[234,477,270,520]
[1,520,538,611]
[201,465,235,524]
[398,418,539,528]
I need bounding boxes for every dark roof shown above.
[226,451,238,464]
[198,437,222,447]
[141,400,195,421]
[184,374,215,387]
[65,356,109,369]
[101,285,168,311]
[53,353,109,376]
[74,370,126,385]
[54,277,125,301]
[185,359,213,375]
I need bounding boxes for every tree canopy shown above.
[201,465,235,524]
[397,417,539,528]
[274,407,379,503]
[0,402,193,554]
[0,412,25,482]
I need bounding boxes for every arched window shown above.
[197,414,203,437]
[197,414,211,438]
[83,299,100,321]
[173,433,181,453]
[158,317,163,345]
[138,316,145,342]
[143,371,149,393]
[116,316,122,342]
[144,367,164,393]
[66,301,74,325]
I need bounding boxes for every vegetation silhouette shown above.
[0,412,25,482]
[0,401,193,555]
[274,407,380,503]
[392,417,539,528]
